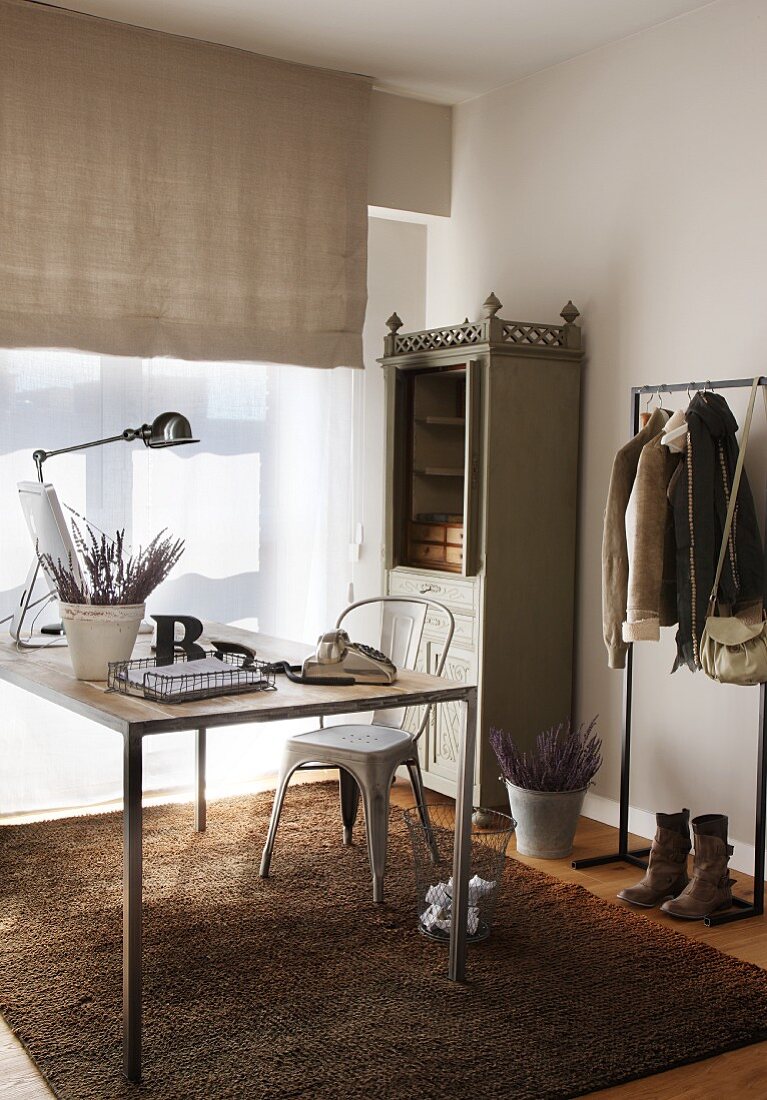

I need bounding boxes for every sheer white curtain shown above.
[0,351,358,816]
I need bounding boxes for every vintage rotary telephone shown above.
[273,629,397,686]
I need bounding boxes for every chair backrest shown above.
[335,596,455,735]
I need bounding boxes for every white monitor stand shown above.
[10,481,83,647]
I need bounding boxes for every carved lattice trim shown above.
[501,322,564,347]
[394,323,484,355]
[391,318,570,355]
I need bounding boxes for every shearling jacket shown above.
[622,429,681,643]
[602,407,669,669]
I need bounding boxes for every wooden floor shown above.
[2,776,767,1099]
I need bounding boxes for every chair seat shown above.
[260,596,453,902]
[288,724,415,765]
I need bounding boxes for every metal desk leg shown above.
[195,728,207,832]
[448,687,478,982]
[123,730,143,1083]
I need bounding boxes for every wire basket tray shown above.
[107,650,277,704]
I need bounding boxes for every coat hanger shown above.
[661,405,688,452]
[639,389,661,428]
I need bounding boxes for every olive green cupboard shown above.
[380,294,583,806]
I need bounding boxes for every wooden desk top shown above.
[0,621,475,738]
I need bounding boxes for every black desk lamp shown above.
[10,412,198,645]
[33,411,198,482]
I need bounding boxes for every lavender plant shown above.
[490,718,602,793]
[40,518,184,606]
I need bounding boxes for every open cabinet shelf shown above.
[414,467,464,477]
[388,361,479,575]
[416,417,466,427]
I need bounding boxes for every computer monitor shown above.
[10,481,83,641]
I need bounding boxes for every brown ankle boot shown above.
[617,809,691,908]
[660,814,735,920]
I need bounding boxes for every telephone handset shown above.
[273,629,397,686]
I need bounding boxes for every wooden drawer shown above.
[410,522,446,543]
[409,542,462,573]
[388,568,479,616]
[407,520,464,573]
[411,522,463,545]
[410,541,447,566]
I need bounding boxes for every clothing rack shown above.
[573,375,767,926]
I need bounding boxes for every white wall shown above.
[354,215,427,624]
[425,0,767,869]
[368,91,452,216]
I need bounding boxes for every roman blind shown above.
[0,0,370,368]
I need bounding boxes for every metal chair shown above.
[259,596,455,903]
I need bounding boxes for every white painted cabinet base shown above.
[389,566,482,802]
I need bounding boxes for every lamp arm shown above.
[32,426,150,482]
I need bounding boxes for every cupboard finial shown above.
[481,292,503,319]
[386,312,403,334]
[560,300,580,324]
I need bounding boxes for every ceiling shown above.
[42,0,715,103]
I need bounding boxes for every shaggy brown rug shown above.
[2,782,767,1100]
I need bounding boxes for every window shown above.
[0,351,358,815]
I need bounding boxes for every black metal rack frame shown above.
[573,375,767,927]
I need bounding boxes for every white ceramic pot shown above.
[60,602,145,681]
[504,780,587,859]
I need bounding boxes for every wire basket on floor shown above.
[403,804,515,945]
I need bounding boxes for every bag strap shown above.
[707,376,763,613]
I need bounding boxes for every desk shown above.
[0,622,478,1083]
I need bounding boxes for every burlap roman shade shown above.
[0,1,370,368]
